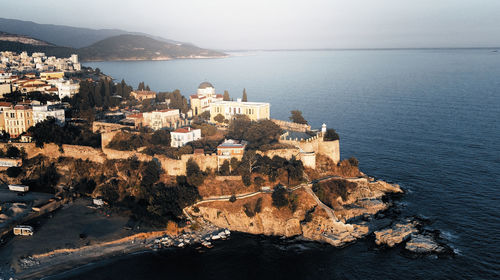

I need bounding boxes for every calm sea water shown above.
[57,50,500,279]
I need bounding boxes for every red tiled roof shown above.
[216,94,223,98]
[157,109,177,112]
[0,102,12,107]
[14,105,30,110]
[127,113,143,118]
[173,127,195,133]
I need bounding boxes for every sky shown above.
[2,0,500,50]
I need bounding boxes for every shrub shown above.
[289,110,308,125]
[214,114,225,123]
[186,159,205,186]
[254,197,263,213]
[229,195,237,203]
[254,176,265,188]
[324,128,340,141]
[243,203,255,217]
[347,157,359,167]
[242,173,252,186]
[6,166,22,178]
[271,185,288,208]
[219,160,230,176]
[6,146,20,158]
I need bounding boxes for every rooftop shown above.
[198,81,214,89]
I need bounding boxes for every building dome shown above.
[198,82,214,89]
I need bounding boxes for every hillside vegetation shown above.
[77,35,225,61]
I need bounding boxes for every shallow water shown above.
[64,49,500,279]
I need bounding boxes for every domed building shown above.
[190,81,223,116]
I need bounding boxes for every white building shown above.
[55,80,80,99]
[142,109,180,130]
[32,105,65,125]
[170,127,201,147]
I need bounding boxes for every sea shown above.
[51,49,500,279]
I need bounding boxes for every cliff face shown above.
[186,179,402,246]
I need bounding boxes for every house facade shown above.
[170,127,201,147]
[209,100,270,122]
[142,109,180,130]
[130,90,156,101]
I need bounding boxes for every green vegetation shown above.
[6,166,22,178]
[157,90,189,113]
[186,159,206,187]
[108,129,171,151]
[324,128,340,141]
[312,179,357,206]
[242,88,248,102]
[28,118,101,148]
[347,157,359,167]
[1,91,60,104]
[77,34,226,61]
[289,110,308,125]
[223,90,230,101]
[271,185,289,208]
[227,116,283,149]
[214,114,225,124]
[21,162,60,193]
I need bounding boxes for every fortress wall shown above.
[318,140,340,164]
[271,119,311,132]
[0,143,106,163]
[278,137,340,164]
[257,148,300,160]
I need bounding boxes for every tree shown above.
[243,120,283,149]
[289,110,308,125]
[214,114,225,123]
[229,195,237,203]
[198,111,210,121]
[254,176,265,188]
[272,185,289,208]
[347,157,359,167]
[141,161,161,188]
[219,160,230,176]
[242,88,248,102]
[223,90,230,101]
[6,146,20,158]
[6,167,22,178]
[227,115,251,140]
[324,128,340,141]
[186,159,205,186]
[138,81,145,91]
[151,130,171,146]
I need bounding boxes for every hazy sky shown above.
[2,0,500,49]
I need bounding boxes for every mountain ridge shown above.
[0,17,185,48]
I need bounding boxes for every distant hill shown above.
[0,17,191,48]
[0,32,226,61]
[0,32,75,57]
[78,34,226,61]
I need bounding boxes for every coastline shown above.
[81,55,229,63]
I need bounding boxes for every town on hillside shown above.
[0,51,397,278]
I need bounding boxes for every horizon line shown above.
[221,47,500,52]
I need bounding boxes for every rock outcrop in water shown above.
[374,219,419,247]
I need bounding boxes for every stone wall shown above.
[279,135,340,164]
[271,119,311,132]
[0,143,106,163]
